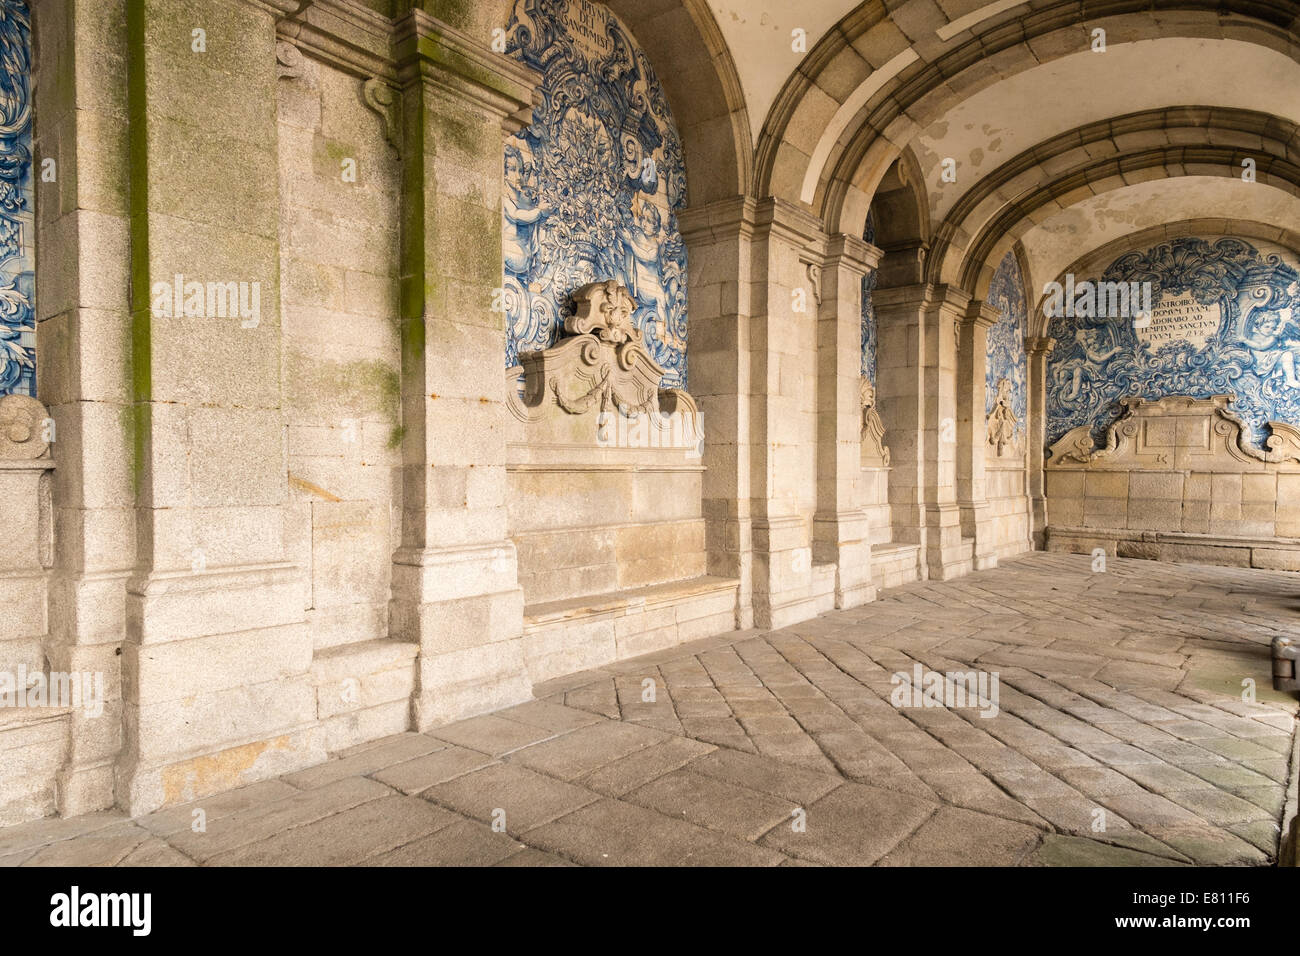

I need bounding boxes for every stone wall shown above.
[504,281,735,682]
[1046,394,1300,570]
[0,394,56,824]
[276,43,410,750]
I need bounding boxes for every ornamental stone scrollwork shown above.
[361,77,401,156]
[806,262,823,307]
[506,281,702,449]
[1045,394,1300,468]
[860,378,890,466]
[0,392,50,460]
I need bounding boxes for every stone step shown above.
[310,639,417,754]
[523,575,740,684]
[872,542,922,590]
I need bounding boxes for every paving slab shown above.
[421,762,600,834]
[4,553,1296,867]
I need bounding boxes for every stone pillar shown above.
[747,199,825,629]
[117,0,322,815]
[957,299,999,570]
[33,0,134,817]
[679,197,756,629]
[920,286,972,580]
[386,11,537,727]
[872,283,929,566]
[1025,336,1056,548]
[873,282,971,581]
[813,235,878,608]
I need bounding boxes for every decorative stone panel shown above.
[1046,394,1300,569]
[506,280,702,452]
[502,0,688,386]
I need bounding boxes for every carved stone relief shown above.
[1046,394,1300,469]
[987,377,1018,457]
[860,378,890,466]
[0,393,50,460]
[505,281,702,450]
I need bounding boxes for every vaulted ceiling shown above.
[689,0,1300,300]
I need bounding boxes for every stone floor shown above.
[3,553,1298,867]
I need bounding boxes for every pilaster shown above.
[116,0,322,815]
[386,10,539,727]
[958,299,999,571]
[813,234,879,608]
[1026,336,1056,548]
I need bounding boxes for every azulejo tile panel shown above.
[503,0,688,389]
[0,0,32,398]
[860,210,877,385]
[1046,236,1300,449]
[986,252,1028,441]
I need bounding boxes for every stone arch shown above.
[752,0,1299,239]
[986,176,1300,316]
[926,108,1300,297]
[487,0,752,206]
[954,152,1300,296]
[864,149,929,288]
[604,0,753,204]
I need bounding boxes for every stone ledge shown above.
[1047,526,1300,571]
[522,576,739,684]
[524,575,739,627]
[0,706,71,827]
[310,639,418,752]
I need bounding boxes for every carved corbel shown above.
[806,262,823,306]
[276,40,305,79]
[362,77,402,156]
[0,394,52,460]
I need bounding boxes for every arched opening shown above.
[497,0,748,679]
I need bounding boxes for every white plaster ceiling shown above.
[913,39,1300,223]
[704,0,848,144]
[1017,176,1300,301]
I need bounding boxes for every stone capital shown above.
[929,284,973,317]
[677,195,760,244]
[823,233,881,275]
[276,0,395,80]
[750,197,828,249]
[870,281,932,312]
[392,9,539,122]
[1024,336,1057,355]
[961,299,1000,330]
